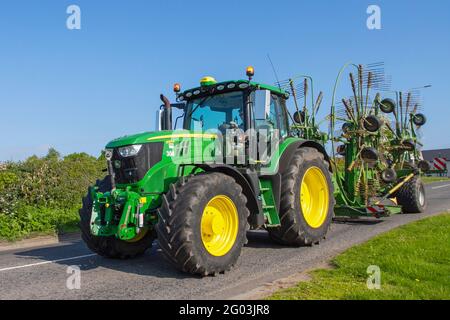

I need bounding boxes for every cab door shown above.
[251,90,288,166]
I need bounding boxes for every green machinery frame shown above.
[328,62,424,218]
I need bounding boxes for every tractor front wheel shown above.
[268,147,334,246]
[155,173,249,276]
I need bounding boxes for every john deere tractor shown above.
[80,67,334,276]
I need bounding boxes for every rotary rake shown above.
[329,62,427,218]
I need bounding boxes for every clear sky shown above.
[1,0,449,161]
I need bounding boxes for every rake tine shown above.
[303,79,308,114]
[315,91,324,115]
[350,73,360,120]
[289,79,301,121]
[404,92,412,128]
[342,99,357,123]
[364,72,373,115]
[358,65,364,114]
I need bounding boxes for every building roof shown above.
[422,148,450,161]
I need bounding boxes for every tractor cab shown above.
[157,69,293,167]
[160,71,290,136]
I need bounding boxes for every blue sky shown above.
[0,0,449,161]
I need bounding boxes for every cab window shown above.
[252,90,288,138]
[273,95,289,138]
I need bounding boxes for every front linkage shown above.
[90,186,156,241]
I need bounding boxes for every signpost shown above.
[447,161,450,178]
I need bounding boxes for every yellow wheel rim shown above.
[125,228,148,243]
[201,195,239,257]
[300,167,330,229]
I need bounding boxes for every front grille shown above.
[111,142,164,184]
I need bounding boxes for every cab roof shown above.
[178,80,289,101]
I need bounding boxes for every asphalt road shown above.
[1,181,449,300]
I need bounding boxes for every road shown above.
[1,181,449,300]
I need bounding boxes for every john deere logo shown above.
[114,160,121,169]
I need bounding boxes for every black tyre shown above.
[342,122,352,134]
[402,139,416,151]
[79,176,154,259]
[395,177,427,213]
[361,147,379,162]
[293,111,306,124]
[381,168,397,183]
[337,144,346,156]
[155,173,249,276]
[418,160,431,172]
[268,147,335,246]
[413,113,427,126]
[363,115,382,132]
[379,98,396,113]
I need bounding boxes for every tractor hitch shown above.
[90,187,155,241]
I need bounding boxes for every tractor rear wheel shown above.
[155,173,249,276]
[395,177,426,213]
[268,147,334,246]
[79,176,154,259]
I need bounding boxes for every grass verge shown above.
[268,213,450,300]
[421,176,449,184]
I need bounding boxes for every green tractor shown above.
[80,67,335,276]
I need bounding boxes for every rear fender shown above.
[277,140,331,173]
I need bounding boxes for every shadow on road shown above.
[245,230,285,249]
[13,230,295,278]
[12,217,389,279]
[332,217,384,225]
[13,241,195,280]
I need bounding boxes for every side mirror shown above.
[253,90,271,120]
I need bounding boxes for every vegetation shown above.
[421,175,449,184]
[269,213,450,300]
[0,149,105,241]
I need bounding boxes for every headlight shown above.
[118,145,142,157]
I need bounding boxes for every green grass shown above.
[268,213,450,300]
[421,176,449,184]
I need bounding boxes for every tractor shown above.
[80,67,335,276]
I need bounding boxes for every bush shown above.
[0,170,20,215]
[0,205,80,241]
[0,148,105,241]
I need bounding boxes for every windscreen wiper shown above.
[187,96,212,119]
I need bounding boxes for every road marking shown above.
[431,184,450,190]
[0,253,97,272]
